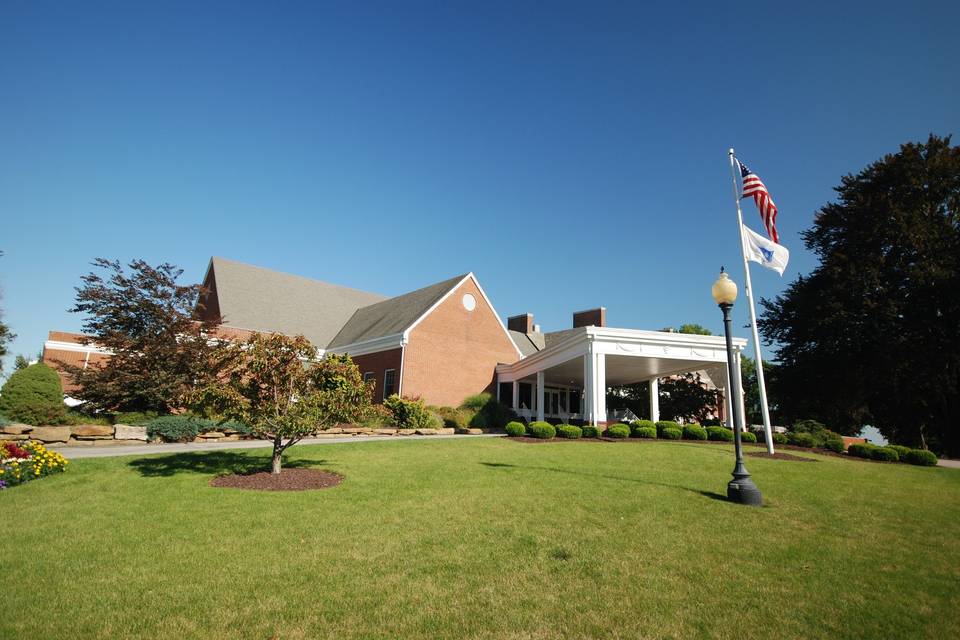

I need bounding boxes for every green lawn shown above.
[2,438,959,639]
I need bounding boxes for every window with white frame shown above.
[363,371,375,392]
[383,369,396,399]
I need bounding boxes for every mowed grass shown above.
[2,438,959,639]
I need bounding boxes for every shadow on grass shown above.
[480,461,731,504]
[129,451,327,478]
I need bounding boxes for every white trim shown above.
[44,340,112,356]
[326,332,405,358]
[397,343,406,397]
[402,273,523,360]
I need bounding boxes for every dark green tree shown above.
[0,363,65,425]
[760,135,960,454]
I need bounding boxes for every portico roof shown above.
[496,326,747,387]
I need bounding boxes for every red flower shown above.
[1,442,31,459]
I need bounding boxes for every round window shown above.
[462,293,476,311]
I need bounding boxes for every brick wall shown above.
[401,277,520,407]
[349,348,403,403]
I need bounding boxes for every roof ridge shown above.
[211,256,388,299]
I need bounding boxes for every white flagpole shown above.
[727,148,775,454]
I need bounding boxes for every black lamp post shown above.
[712,268,763,507]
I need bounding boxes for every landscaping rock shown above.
[114,424,148,441]
[466,428,484,435]
[0,433,29,441]
[375,428,397,435]
[397,429,415,436]
[67,439,95,446]
[325,427,344,434]
[93,439,141,446]
[71,425,115,438]
[1,424,33,435]
[415,428,440,436]
[438,428,455,435]
[198,431,226,439]
[28,426,72,443]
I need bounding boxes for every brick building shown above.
[44,257,748,426]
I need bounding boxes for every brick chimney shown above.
[573,307,606,328]
[508,313,534,334]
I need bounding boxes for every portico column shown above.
[649,377,660,423]
[733,349,746,433]
[536,371,545,422]
[511,380,519,412]
[583,352,594,425]
[595,353,607,424]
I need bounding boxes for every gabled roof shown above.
[328,274,468,348]
[509,330,545,357]
[205,257,388,348]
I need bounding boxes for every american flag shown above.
[737,159,779,243]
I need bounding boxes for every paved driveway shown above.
[49,433,504,459]
[937,458,960,469]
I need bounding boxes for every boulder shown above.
[415,428,440,436]
[71,425,115,438]
[466,428,484,435]
[198,431,225,439]
[93,439,141,447]
[397,429,416,436]
[325,427,344,434]
[28,426,72,443]
[0,433,29,441]
[375,428,397,435]
[438,428,455,435]
[114,424,148,441]
[341,427,366,434]
[67,439,95,446]
[1,424,33,435]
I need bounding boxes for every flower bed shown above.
[0,441,69,489]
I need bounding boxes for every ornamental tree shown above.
[0,363,66,425]
[192,333,373,474]
[62,259,226,413]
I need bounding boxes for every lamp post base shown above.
[727,475,763,507]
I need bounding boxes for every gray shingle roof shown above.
[508,330,541,357]
[543,327,585,348]
[327,274,468,348]
[208,257,388,348]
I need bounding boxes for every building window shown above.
[383,369,396,399]
[363,371,375,392]
[498,382,513,407]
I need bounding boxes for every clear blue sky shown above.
[1,1,957,373]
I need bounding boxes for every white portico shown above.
[496,326,748,426]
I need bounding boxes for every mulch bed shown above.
[209,468,343,491]
[746,451,817,462]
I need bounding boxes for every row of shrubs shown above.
[504,419,756,443]
[847,442,937,466]
[379,393,515,431]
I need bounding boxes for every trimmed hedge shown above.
[847,443,875,459]
[740,430,757,443]
[682,424,707,440]
[655,420,681,435]
[0,363,66,426]
[630,420,656,437]
[887,444,912,458]
[384,395,435,430]
[634,426,657,439]
[146,415,214,442]
[772,432,788,445]
[527,421,556,439]
[822,436,844,453]
[871,446,900,462]
[660,427,682,440]
[904,449,938,466]
[787,432,816,448]
[706,426,734,442]
[606,423,630,439]
[556,424,582,439]
[581,425,600,438]
[505,421,526,437]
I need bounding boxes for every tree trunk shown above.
[272,437,283,474]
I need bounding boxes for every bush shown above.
[791,419,827,434]
[772,432,788,445]
[359,404,392,429]
[706,426,734,442]
[146,415,213,442]
[655,420,681,435]
[904,449,938,466]
[787,432,816,448]
[887,444,912,458]
[556,424,582,439]
[660,427,682,440]
[847,443,876,459]
[111,411,160,426]
[606,423,630,439]
[702,417,723,427]
[740,430,757,443]
[527,421,556,439]
[434,406,472,430]
[682,424,707,440]
[0,441,69,488]
[822,436,845,453]
[581,425,600,438]
[459,393,515,429]
[630,420,656,437]
[0,363,66,426]
[871,446,900,462]
[504,421,526,437]
[634,426,657,439]
[384,395,435,430]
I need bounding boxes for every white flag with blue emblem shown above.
[741,223,789,275]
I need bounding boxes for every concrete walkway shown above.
[937,458,960,469]
[49,433,504,459]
